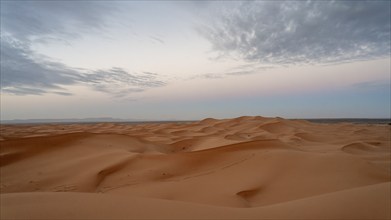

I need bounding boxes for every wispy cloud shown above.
[150,36,165,44]
[199,1,390,65]
[352,80,391,90]
[0,1,117,43]
[0,1,166,97]
[0,38,166,96]
[81,68,166,97]
[1,38,80,94]
[189,63,274,80]
[190,73,224,80]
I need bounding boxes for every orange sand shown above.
[1,116,390,219]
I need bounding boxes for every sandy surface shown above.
[1,116,390,219]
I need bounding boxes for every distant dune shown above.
[0,117,126,124]
[1,116,390,219]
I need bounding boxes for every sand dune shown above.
[1,116,390,219]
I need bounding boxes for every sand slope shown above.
[1,116,390,219]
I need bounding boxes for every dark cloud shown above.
[0,39,166,96]
[0,1,117,43]
[200,1,391,65]
[52,91,73,96]
[1,87,48,96]
[1,38,80,92]
[0,1,166,97]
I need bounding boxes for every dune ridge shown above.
[1,116,390,219]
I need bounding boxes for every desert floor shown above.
[1,116,390,219]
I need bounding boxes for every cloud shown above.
[189,70,256,80]
[352,80,391,91]
[225,64,274,76]
[224,71,255,76]
[0,38,80,93]
[81,68,166,97]
[150,36,165,44]
[0,38,166,96]
[0,1,166,97]
[189,73,224,80]
[0,1,118,43]
[1,87,48,96]
[199,1,390,65]
[189,62,274,80]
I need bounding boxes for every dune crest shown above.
[1,116,390,219]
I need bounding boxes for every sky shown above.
[0,0,390,120]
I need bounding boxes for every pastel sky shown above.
[1,1,390,120]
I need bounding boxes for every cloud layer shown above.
[1,1,116,42]
[0,1,166,96]
[80,69,166,98]
[200,1,390,64]
[1,38,166,96]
